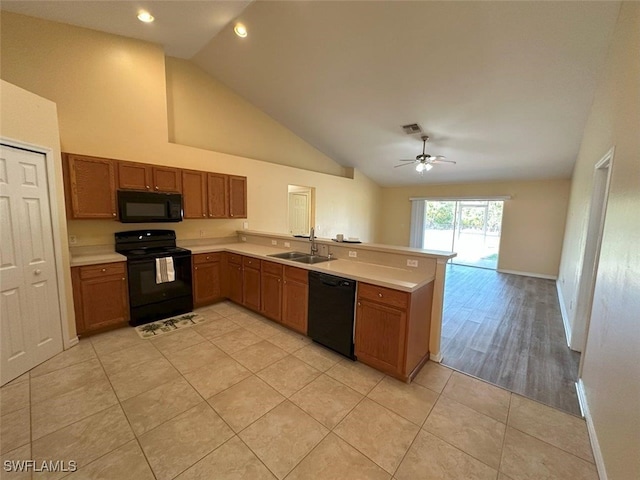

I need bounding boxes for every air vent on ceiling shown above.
[401,123,423,135]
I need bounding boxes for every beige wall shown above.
[558,3,640,479]
[166,57,346,177]
[0,80,77,342]
[378,179,570,277]
[0,12,380,245]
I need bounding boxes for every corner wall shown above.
[557,3,639,479]
[377,179,570,278]
[0,80,76,343]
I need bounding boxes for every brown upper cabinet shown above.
[118,162,181,193]
[183,171,247,219]
[229,175,247,218]
[63,153,117,219]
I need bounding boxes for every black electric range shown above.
[115,230,193,326]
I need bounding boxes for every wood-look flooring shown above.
[441,264,581,416]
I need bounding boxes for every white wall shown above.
[557,3,639,479]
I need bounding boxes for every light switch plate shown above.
[241,236,247,242]
[243,222,249,229]
[407,259,418,267]
[349,251,357,258]
[284,242,291,247]
[69,235,77,245]
[271,240,277,245]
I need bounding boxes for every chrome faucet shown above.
[310,227,318,255]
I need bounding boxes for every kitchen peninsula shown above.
[70,230,455,381]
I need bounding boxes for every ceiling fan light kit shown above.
[394,134,456,174]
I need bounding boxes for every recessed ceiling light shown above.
[137,11,154,23]
[234,23,248,38]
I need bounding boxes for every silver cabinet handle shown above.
[146,185,150,189]
[34,269,42,275]
[112,213,116,217]
[202,214,206,217]
[378,293,383,298]
[155,186,159,190]
[122,277,125,281]
[101,268,107,272]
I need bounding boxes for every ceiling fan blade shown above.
[397,159,417,162]
[432,158,456,164]
[394,162,416,168]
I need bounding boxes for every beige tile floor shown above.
[0,302,599,480]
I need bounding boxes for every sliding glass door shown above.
[423,199,504,269]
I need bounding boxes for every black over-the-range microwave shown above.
[117,190,183,223]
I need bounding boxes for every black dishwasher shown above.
[307,271,356,360]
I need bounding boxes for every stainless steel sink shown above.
[291,255,334,265]
[268,251,335,264]
[268,251,307,259]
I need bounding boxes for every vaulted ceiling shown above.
[2,1,621,186]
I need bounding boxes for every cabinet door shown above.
[355,299,406,376]
[261,271,283,322]
[229,175,247,218]
[65,154,117,219]
[182,170,207,219]
[73,270,129,334]
[193,260,221,307]
[117,162,152,191]
[227,262,243,304]
[283,279,308,334]
[207,173,229,218]
[153,166,182,193]
[243,266,261,311]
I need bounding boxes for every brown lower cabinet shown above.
[72,262,129,335]
[355,281,434,381]
[193,253,222,307]
[261,261,283,322]
[282,266,308,334]
[242,256,261,311]
[224,253,243,304]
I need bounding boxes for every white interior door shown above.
[288,192,310,235]
[1,145,63,385]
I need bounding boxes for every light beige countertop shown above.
[70,239,438,292]
[69,245,127,267]
[183,242,434,292]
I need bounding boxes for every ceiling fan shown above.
[394,135,456,173]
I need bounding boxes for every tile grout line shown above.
[88,339,159,480]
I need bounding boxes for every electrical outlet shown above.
[284,241,291,247]
[407,259,418,267]
[271,240,277,245]
[199,229,205,238]
[241,236,247,242]
[243,222,249,229]
[349,251,357,258]
[69,235,77,245]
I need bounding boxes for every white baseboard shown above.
[430,351,442,363]
[497,269,558,280]
[576,380,608,480]
[556,281,572,347]
[65,336,79,349]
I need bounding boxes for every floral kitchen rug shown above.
[135,313,206,338]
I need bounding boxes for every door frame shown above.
[573,147,614,362]
[1,136,76,350]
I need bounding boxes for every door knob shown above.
[34,269,42,275]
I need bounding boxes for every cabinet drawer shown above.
[284,266,308,284]
[194,252,221,265]
[358,282,409,309]
[243,256,261,270]
[79,262,126,280]
[261,260,283,276]
[226,253,242,265]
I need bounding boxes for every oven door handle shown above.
[127,254,191,265]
